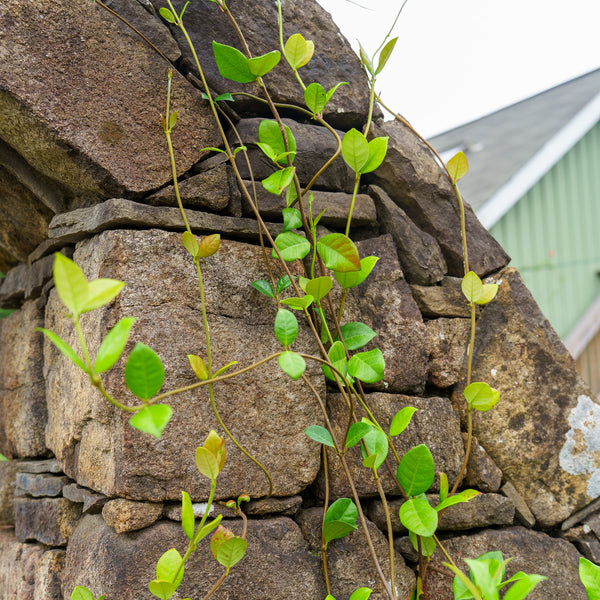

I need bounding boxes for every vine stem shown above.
[321,445,332,596]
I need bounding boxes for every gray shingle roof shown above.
[429,68,600,216]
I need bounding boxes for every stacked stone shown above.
[0,1,599,599]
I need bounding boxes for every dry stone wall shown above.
[0,0,599,598]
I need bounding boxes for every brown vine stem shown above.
[321,445,332,596]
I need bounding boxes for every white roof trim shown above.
[478,91,600,229]
[565,293,600,359]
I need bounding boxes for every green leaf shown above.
[281,295,313,310]
[271,231,311,262]
[334,256,378,288]
[129,405,172,438]
[336,322,377,351]
[202,92,235,103]
[156,548,184,587]
[464,559,500,600]
[215,537,247,568]
[408,531,436,557]
[321,340,348,383]
[399,495,438,537]
[282,207,303,232]
[276,275,293,294]
[71,587,95,600]
[358,41,374,75]
[181,491,195,541]
[188,354,209,380]
[396,444,435,496]
[304,82,327,115]
[463,382,500,412]
[198,234,220,258]
[36,328,87,372]
[447,563,483,600]
[347,348,385,383]
[375,37,398,75]
[256,143,278,162]
[323,520,357,546]
[305,276,333,301]
[195,446,220,480]
[304,425,335,448]
[274,308,299,346]
[259,120,296,162]
[439,472,449,504]
[53,253,89,316]
[461,271,483,304]
[360,427,388,470]
[182,231,199,257]
[212,41,255,83]
[580,557,600,600]
[349,589,372,600]
[502,574,546,600]
[149,580,176,600]
[285,33,314,69]
[0,453,8,462]
[251,280,275,298]
[476,283,499,305]
[342,128,369,173]
[193,514,222,544]
[159,6,176,23]
[214,360,237,377]
[436,489,479,511]
[94,317,136,373]
[278,351,306,380]
[324,497,358,527]
[447,151,469,183]
[360,137,388,174]
[169,110,177,130]
[248,50,281,78]
[125,343,165,400]
[389,406,417,436]
[262,167,296,195]
[82,278,125,313]
[317,233,361,272]
[345,421,373,448]
[325,82,348,104]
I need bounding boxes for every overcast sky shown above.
[316,0,600,137]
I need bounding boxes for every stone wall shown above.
[1,1,600,599]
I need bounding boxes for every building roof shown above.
[430,68,600,228]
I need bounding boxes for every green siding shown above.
[490,121,600,339]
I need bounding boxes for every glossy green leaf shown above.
[463,382,500,411]
[193,514,222,545]
[349,589,372,600]
[447,563,483,600]
[476,283,499,305]
[336,322,377,351]
[271,231,311,262]
[345,421,372,448]
[274,308,298,346]
[251,280,275,298]
[53,253,89,316]
[94,317,136,373]
[396,444,435,496]
[321,340,348,382]
[83,278,125,313]
[0,453,8,462]
[213,361,237,378]
[325,82,348,104]
[436,489,479,512]
[358,41,374,75]
[181,491,195,541]
[201,92,235,103]
[129,404,172,439]
[439,472,449,503]
[389,406,417,436]
[305,276,333,301]
[282,207,303,232]
[71,587,95,600]
[169,110,177,130]
[278,351,306,380]
[248,50,281,78]
[465,559,500,600]
[334,256,378,288]
[276,275,293,294]
[195,446,220,480]
[36,328,87,372]
[317,233,361,272]
[447,151,469,183]
[461,271,483,304]
[182,231,199,257]
[285,33,314,69]
[342,128,369,173]
[408,531,436,557]
[212,41,254,83]
[502,574,546,600]
[304,425,335,448]
[156,548,184,587]
[215,536,247,568]
[281,295,313,310]
[323,520,357,546]
[259,120,296,162]
[304,82,327,115]
[347,348,385,383]
[262,167,296,195]
[359,136,388,174]
[360,427,388,470]
[148,579,176,600]
[375,36,398,75]
[580,557,600,599]
[399,495,438,537]
[324,497,358,527]
[125,343,165,400]
[159,6,176,23]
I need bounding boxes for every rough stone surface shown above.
[62,484,109,515]
[47,198,281,246]
[158,0,371,129]
[14,497,82,546]
[416,527,586,600]
[454,268,600,527]
[410,284,471,318]
[44,229,325,501]
[241,181,378,230]
[64,514,324,600]
[102,498,163,533]
[245,495,302,516]
[0,0,218,201]
[0,459,18,525]
[297,507,415,600]
[0,529,45,599]
[501,481,536,528]
[368,492,514,534]
[16,473,71,498]
[163,500,235,521]
[369,119,510,277]
[369,184,447,285]
[18,459,63,474]
[463,433,503,493]
[0,298,47,458]
[426,318,470,388]
[230,118,355,193]
[34,549,66,600]
[0,263,28,308]
[317,393,464,499]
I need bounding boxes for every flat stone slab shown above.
[16,472,71,498]
[18,458,63,474]
[410,284,472,318]
[102,498,163,533]
[426,317,470,387]
[0,459,18,525]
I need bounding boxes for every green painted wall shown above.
[490,122,600,339]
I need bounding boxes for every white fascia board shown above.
[565,293,600,359]
[478,92,600,229]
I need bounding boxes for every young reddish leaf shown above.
[317,233,361,272]
[210,524,235,558]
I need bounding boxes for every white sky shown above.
[316,0,600,137]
